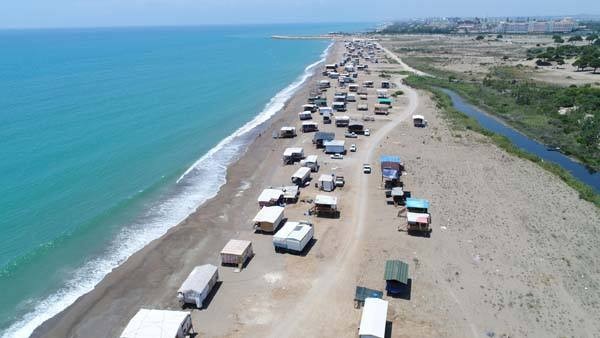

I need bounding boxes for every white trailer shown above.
[283,147,304,164]
[291,167,311,186]
[273,221,314,253]
[121,309,193,338]
[257,188,284,207]
[319,106,333,115]
[177,264,219,309]
[323,140,345,154]
[298,111,312,120]
[300,155,319,172]
[318,174,335,192]
[358,298,388,338]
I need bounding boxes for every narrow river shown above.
[440,88,600,193]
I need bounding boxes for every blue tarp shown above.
[406,198,430,210]
[382,168,399,180]
[380,155,401,164]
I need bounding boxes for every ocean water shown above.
[0,23,370,337]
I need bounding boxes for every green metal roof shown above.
[384,260,409,284]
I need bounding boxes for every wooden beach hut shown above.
[253,206,284,232]
[220,239,253,269]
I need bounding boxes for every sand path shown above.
[382,46,432,77]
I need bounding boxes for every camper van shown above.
[291,167,311,186]
[335,115,350,127]
[300,155,319,172]
[301,121,318,133]
[332,102,346,112]
[298,111,312,120]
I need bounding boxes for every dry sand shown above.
[380,34,600,87]
[32,39,600,338]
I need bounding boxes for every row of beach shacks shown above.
[345,39,399,338]
[119,39,378,338]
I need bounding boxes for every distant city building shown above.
[495,18,576,34]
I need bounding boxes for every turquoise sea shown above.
[0,23,370,337]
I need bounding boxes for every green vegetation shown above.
[553,35,564,44]
[568,35,583,42]
[379,23,453,34]
[527,44,600,72]
[391,90,404,97]
[404,75,600,207]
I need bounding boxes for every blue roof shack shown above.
[380,155,402,181]
[405,198,430,213]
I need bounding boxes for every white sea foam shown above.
[1,41,332,338]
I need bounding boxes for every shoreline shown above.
[5,41,334,338]
[27,41,343,338]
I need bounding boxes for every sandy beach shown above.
[32,39,600,338]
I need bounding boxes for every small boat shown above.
[546,145,561,152]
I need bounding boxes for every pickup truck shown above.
[330,153,344,160]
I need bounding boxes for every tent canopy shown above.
[405,198,430,210]
[314,194,337,206]
[380,155,401,164]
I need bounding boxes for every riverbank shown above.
[403,75,600,206]
[32,38,600,338]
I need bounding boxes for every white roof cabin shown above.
[314,194,337,207]
[221,239,252,257]
[257,188,284,205]
[283,147,304,157]
[412,114,425,120]
[358,298,388,338]
[253,206,285,224]
[323,140,345,147]
[120,309,192,338]
[304,155,318,163]
[318,174,334,183]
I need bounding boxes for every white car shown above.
[362,164,372,174]
[330,153,344,160]
[350,144,357,152]
[364,129,371,136]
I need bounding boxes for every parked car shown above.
[350,144,357,152]
[335,175,345,187]
[330,153,344,160]
[362,164,372,174]
[364,129,371,136]
[345,132,358,138]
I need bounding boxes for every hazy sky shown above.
[1,0,598,29]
